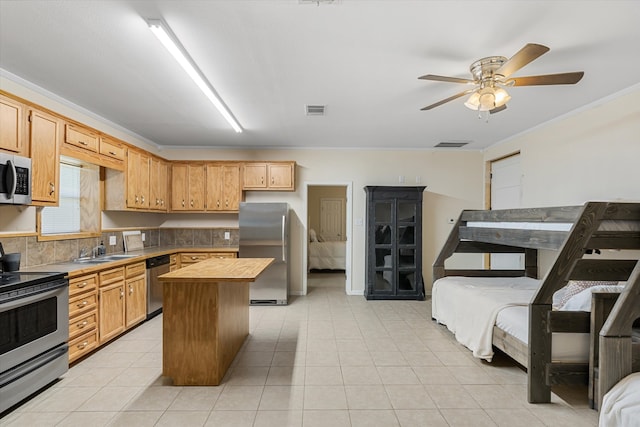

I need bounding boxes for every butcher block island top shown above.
[159,257,274,386]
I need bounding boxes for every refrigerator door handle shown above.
[282,215,286,262]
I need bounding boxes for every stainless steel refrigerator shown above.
[239,202,289,305]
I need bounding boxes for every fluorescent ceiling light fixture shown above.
[147,19,242,133]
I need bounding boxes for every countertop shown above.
[18,246,239,277]
[158,257,274,283]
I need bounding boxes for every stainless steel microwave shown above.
[0,153,32,205]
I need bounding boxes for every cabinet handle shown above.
[109,151,116,156]
[77,320,88,329]
[217,201,220,207]
[49,182,55,195]
[156,199,160,206]
[191,256,198,260]
[271,177,274,184]
[135,196,139,203]
[182,200,185,207]
[141,196,145,203]
[79,140,88,146]
[129,285,133,295]
[77,301,88,308]
[77,341,88,349]
[77,281,88,288]
[261,177,264,184]
[225,200,229,207]
[190,200,194,207]
[120,289,124,298]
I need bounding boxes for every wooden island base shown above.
[159,257,274,386]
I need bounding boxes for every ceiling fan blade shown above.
[421,89,476,110]
[496,43,550,78]
[418,74,475,84]
[489,104,507,114]
[509,71,584,86]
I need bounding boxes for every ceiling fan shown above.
[419,43,584,114]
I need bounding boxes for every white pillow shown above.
[309,229,318,242]
[558,284,624,311]
[553,280,618,310]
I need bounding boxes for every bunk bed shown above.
[432,201,640,405]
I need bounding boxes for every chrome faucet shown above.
[79,247,90,258]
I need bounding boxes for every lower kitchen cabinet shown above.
[125,261,147,328]
[98,267,126,344]
[67,274,99,363]
[179,251,236,268]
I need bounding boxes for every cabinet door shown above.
[242,163,267,189]
[150,157,168,211]
[127,149,150,209]
[65,124,99,153]
[206,164,222,210]
[99,283,125,344]
[222,164,241,210]
[0,94,23,153]
[268,163,294,190]
[125,276,147,328]
[188,164,205,210]
[29,109,61,205]
[171,163,188,211]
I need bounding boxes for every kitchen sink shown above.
[71,254,139,264]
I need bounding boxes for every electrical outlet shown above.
[109,235,117,246]
[141,233,146,242]
[398,175,405,183]
[224,231,230,240]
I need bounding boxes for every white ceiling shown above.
[1,1,639,150]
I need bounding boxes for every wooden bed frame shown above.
[433,201,640,404]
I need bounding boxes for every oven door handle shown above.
[0,344,68,388]
[0,278,68,310]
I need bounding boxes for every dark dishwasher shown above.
[146,254,170,319]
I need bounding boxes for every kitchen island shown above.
[158,257,274,386]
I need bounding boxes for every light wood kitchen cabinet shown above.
[170,254,178,271]
[179,251,236,268]
[29,108,61,205]
[99,136,126,162]
[242,161,295,191]
[206,163,242,212]
[171,163,205,211]
[125,261,147,328]
[127,148,150,209]
[65,123,98,153]
[68,273,99,363]
[0,93,24,154]
[149,156,168,211]
[98,267,126,344]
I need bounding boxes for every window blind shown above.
[41,163,81,234]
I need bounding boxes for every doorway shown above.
[488,152,523,269]
[304,183,352,295]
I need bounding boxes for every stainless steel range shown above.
[0,271,69,413]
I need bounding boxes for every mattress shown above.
[599,372,640,427]
[308,240,346,270]
[495,306,589,362]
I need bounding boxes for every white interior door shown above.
[490,154,523,269]
[320,198,345,241]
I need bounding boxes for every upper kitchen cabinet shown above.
[149,156,168,211]
[0,93,25,155]
[171,163,205,211]
[104,148,166,212]
[242,161,295,191]
[29,108,61,206]
[126,148,150,209]
[206,163,242,212]
[61,123,125,171]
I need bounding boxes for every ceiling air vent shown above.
[305,105,326,116]
[434,141,470,148]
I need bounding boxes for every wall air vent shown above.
[434,141,470,148]
[305,105,326,116]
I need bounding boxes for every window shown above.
[39,156,100,239]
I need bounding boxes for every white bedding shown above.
[308,241,346,270]
[599,372,640,427]
[432,276,540,361]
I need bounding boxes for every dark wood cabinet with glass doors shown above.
[364,186,425,300]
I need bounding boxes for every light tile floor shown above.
[2,273,600,426]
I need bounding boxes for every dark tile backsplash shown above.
[0,228,238,268]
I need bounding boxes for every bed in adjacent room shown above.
[308,229,346,271]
